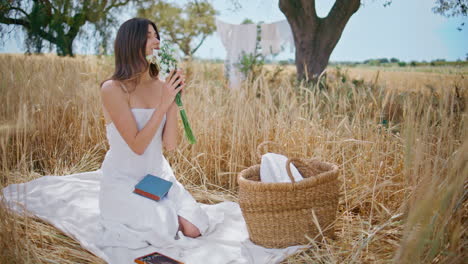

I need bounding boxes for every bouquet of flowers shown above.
[146,43,196,144]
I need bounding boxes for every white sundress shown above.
[97,108,209,248]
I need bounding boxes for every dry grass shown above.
[328,66,468,95]
[1,53,467,263]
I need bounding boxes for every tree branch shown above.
[68,0,90,30]
[318,0,361,55]
[325,0,360,28]
[190,34,207,55]
[104,0,132,14]
[9,7,29,17]
[0,15,30,28]
[34,27,58,44]
[302,0,317,18]
[67,13,86,39]
[41,0,60,15]
[193,0,202,13]
[279,0,317,20]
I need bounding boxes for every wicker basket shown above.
[238,149,339,248]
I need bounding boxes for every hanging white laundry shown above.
[215,18,295,89]
[215,18,257,89]
[260,22,282,56]
[269,20,295,54]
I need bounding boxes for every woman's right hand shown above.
[160,69,184,112]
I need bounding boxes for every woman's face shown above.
[145,24,160,56]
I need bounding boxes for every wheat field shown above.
[0,53,466,263]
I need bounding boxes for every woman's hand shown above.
[178,68,186,97]
[168,68,186,97]
[160,69,184,112]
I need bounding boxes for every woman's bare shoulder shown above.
[100,80,128,109]
[101,80,123,93]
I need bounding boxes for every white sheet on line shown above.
[215,18,295,89]
[215,18,258,90]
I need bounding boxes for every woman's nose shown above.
[154,39,160,49]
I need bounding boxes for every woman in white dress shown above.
[98,17,209,246]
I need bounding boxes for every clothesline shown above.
[215,18,295,89]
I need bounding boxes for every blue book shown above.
[133,174,173,201]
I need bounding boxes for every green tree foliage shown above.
[432,0,467,17]
[241,18,254,24]
[137,0,217,58]
[433,0,467,30]
[0,0,149,56]
[379,58,389,63]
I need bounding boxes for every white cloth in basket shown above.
[260,153,303,183]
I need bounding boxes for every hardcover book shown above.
[133,174,173,201]
[134,251,184,264]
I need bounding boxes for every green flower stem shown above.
[158,40,196,144]
[175,90,196,144]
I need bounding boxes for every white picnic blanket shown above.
[1,169,305,264]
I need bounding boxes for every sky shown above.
[1,0,467,62]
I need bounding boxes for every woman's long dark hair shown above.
[100,18,160,92]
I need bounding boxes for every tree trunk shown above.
[56,36,75,57]
[61,41,74,57]
[279,0,361,84]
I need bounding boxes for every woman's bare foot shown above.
[178,215,201,238]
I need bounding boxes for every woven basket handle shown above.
[256,141,282,160]
[286,158,301,183]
